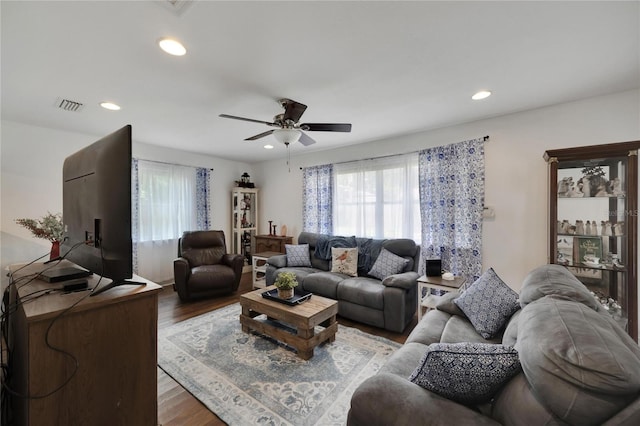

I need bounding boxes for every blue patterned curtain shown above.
[131,158,140,274]
[419,138,485,282]
[302,164,333,234]
[196,168,211,230]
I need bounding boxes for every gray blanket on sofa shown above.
[314,235,385,274]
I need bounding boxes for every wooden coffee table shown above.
[239,286,338,360]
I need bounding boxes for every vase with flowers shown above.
[15,212,64,260]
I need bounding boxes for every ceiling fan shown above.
[219,98,352,147]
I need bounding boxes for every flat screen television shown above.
[60,124,144,296]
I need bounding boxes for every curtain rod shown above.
[135,157,214,171]
[300,135,489,169]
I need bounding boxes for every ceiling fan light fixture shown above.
[472,90,492,100]
[273,128,301,145]
[263,144,274,149]
[158,38,187,56]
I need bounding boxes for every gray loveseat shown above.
[265,231,420,333]
[348,264,640,425]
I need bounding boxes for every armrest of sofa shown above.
[382,271,419,290]
[348,372,500,426]
[266,254,287,268]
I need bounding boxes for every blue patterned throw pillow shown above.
[454,268,520,339]
[367,248,409,280]
[285,244,311,267]
[409,342,521,405]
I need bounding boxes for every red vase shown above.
[50,240,60,260]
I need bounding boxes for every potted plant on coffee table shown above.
[274,271,298,300]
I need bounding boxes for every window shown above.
[334,154,420,240]
[136,160,197,242]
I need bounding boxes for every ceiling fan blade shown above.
[245,130,274,141]
[300,123,352,132]
[282,99,307,123]
[219,114,277,126]
[298,132,316,146]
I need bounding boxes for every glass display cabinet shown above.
[544,141,640,342]
[231,188,258,267]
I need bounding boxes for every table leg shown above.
[321,315,337,343]
[241,305,250,333]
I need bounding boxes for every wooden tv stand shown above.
[7,260,161,425]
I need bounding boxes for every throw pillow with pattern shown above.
[454,268,520,339]
[409,342,521,405]
[368,248,410,280]
[330,247,358,277]
[285,244,311,267]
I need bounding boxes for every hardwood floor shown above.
[156,273,416,426]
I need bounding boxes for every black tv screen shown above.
[60,125,135,294]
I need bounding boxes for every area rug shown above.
[158,303,401,426]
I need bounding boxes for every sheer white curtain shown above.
[333,154,420,240]
[134,160,198,283]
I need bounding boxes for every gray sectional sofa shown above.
[348,264,640,425]
[265,231,420,333]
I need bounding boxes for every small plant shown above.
[15,212,64,242]
[274,271,298,290]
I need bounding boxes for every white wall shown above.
[254,89,640,292]
[2,89,639,298]
[0,121,253,287]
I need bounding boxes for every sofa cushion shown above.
[368,248,409,280]
[337,277,385,310]
[330,247,358,277]
[435,292,466,317]
[517,296,640,426]
[301,271,344,299]
[285,244,312,267]
[440,316,502,344]
[454,268,520,339]
[519,263,599,310]
[501,309,522,347]
[408,342,521,405]
[491,373,564,426]
[406,309,451,346]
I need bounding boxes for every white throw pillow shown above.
[330,247,358,277]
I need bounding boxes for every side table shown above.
[251,251,282,288]
[417,275,466,320]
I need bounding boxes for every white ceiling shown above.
[2,1,639,163]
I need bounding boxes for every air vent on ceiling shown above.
[55,97,84,112]
[156,0,193,16]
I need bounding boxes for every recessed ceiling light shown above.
[158,38,186,56]
[100,102,121,111]
[472,90,492,100]
[264,144,274,150]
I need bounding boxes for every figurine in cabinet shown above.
[558,177,573,197]
[610,177,624,197]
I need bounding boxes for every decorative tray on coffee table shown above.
[262,288,313,305]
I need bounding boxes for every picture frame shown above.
[574,236,603,264]
[556,236,573,265]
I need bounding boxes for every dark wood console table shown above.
[254,234,293,254]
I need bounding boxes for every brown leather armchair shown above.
[173,230,244,301]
